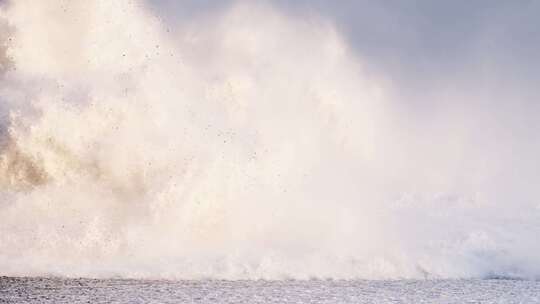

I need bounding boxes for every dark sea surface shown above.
[0,277,539,303]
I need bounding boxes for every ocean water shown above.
[1,277,539,304]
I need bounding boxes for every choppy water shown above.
[1,277,539,304]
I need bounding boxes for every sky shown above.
[149,0,540,105]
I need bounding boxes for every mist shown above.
[0,0,539,280]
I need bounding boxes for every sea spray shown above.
[0,0,539,280]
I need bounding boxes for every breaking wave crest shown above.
[1,0,539,280]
